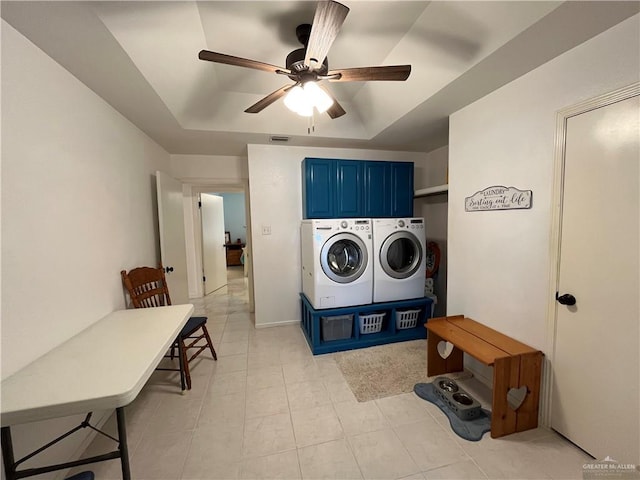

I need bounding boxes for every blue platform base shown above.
[300,293,432,355]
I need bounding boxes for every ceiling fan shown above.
[198,0,411,119]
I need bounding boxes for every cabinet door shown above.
[303,158,335,218]
[335,160,363,218]
[391,162,414,217]
[364,161,391,217]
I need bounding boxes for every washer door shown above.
[320,233,369,284]
[379,232,423,279]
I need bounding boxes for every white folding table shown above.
[1,304,193,479]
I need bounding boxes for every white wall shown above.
[414,146,448,316]
[447,15,639,383]
[170,154,248,183]
[247,145,426,328]
[1,20,170,476]
[220,193,247,244]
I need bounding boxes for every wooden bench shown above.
[425,315,543,438]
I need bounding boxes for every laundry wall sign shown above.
[465,186,532,211]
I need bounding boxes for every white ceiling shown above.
[2,1,639,156]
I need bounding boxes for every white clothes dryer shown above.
[372,217,426,303]
[301,218,373,309]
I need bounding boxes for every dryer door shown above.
[379,232,423,279]
[320,233,369,284]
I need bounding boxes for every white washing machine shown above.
[301,218,373,309]
[372,217,426,303]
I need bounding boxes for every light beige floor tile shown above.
[528,433,593,479]
[286,379,332,412]
[131,430,193,479]
[182,459,241,480]
[291,404,345,447]
[325,378,358,404]
[314,355,346,381]
[218,340,250,357]
[239,449,301,480]
[243,413,296,458]
[334,400,390,436]
[394,419,470,471]
[467,440,554,479]
[143,394,203,436]
[348,428,420,480]
[280,345,314,365]
[222,329,251,343]
[283,359,322,384]
[247,351,283,369]
[245,384,290,418]
[376,393,433,427]
[455,426,554,457]
[298,438,363,480]
[187,422,244,465]
[215,353,248,374]
[198,390,246,427]
[247,365,285,389]
[423,460,487,479]
[209,370,247,397]
[398,474,426,480]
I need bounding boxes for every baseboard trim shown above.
[255,319,300,329]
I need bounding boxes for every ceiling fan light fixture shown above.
[284,82,334,116]
[304,81,333,114]
[284,85,313,116]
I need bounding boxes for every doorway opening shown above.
[184,182,254,313]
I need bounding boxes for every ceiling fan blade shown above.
[319,86,346,119]
[199,50,290,75]
[327,65,411,82]
[245,84,294,114]
[304,1,349,71]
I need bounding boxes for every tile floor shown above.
[73,267,591,479]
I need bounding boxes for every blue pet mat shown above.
[414,382,491,442]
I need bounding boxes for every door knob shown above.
[556,293,576,306]
[165,266,174,273]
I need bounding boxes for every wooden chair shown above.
[120,265,217,390]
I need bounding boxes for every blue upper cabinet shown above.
[364,161,391,217]
[335,160,364,217]
[303,158,335,219]
[303,158,413,219]
[390,162,414,217]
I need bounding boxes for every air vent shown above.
[270,136,290,143]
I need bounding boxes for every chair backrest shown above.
[121,265,172,308]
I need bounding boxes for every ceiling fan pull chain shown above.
[308,114,316,135]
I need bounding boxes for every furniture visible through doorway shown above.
[225,242,245,266]
[121,265,217,390]
[425,315,543,438]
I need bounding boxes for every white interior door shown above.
[201,193,227,295]
[156,170,189,305]
[551,95,639,463]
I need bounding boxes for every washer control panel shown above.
[395,218,424,230]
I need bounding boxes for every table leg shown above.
[116,407,131,480]
[177,340,186,391]
[1,426,17,480]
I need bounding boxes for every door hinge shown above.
[198,201,202,208]
[203,276,206,282]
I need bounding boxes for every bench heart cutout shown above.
[508,386,528,411]
[437,341,454,359]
